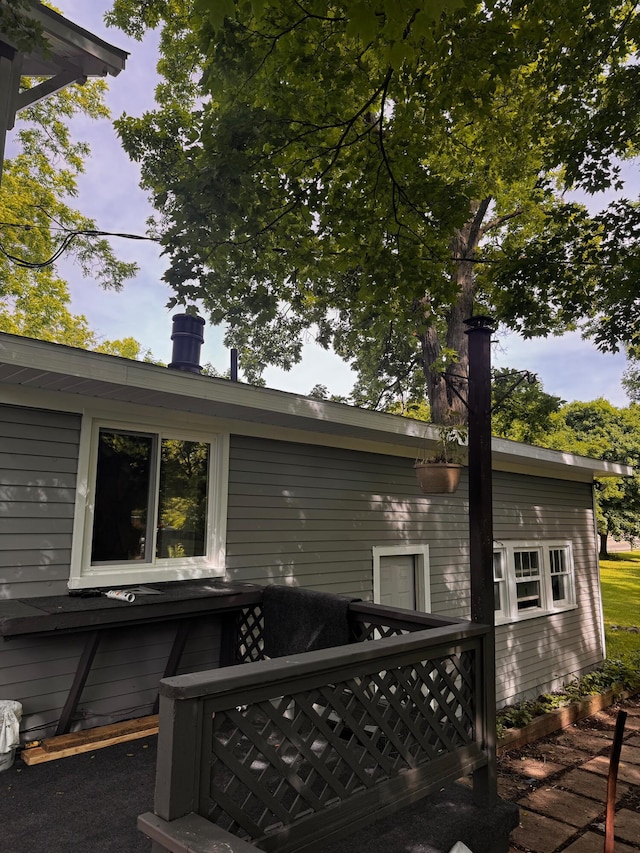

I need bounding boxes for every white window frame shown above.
[372,545,431,613]
[69,414,228,589]
[493,539,576,624]
[493,549,508,619]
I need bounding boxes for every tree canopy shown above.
[489,387,640,553]
[0,76,144,354]
[0,0,48,53]
[544,400,640,553]
[490,368,564,446]
[109,0,640,420]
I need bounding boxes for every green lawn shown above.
[600,551,640,664]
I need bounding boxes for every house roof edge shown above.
[0,333,632,481]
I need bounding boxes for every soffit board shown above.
[0,334,632,481]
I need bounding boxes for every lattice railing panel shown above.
[233,603,426,663]
[349,620,413,642]
[203,649,476,843]
[235,605,265,663]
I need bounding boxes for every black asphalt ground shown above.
[6,698,638,853]
[0,733,516,853]
[0,736,156,853]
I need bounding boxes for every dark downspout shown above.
[465,315,498,806]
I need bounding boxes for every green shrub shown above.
[496,656,640,740]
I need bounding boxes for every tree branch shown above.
[481,207,523,236]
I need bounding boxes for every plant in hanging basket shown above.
[414,424,467,494]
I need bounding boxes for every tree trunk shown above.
[599,532,608,557]
[419,198,491,425]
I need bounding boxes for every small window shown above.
[493,551,507,618]
[372,545,430,613]
[549,547,572,605]
[70,417,228,589]
[514,550,542,612]
[493,540,576,623]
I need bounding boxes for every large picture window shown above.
[70,418,228,588]
[493,540,576,623]
[91,430,209,564]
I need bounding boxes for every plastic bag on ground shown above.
[0,700,22,753]
[448,844,473,853]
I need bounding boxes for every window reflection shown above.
[91,431,210,565]
[157,440,209,558]
[91,431,152,563]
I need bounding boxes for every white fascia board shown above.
[0,333,633,480]
[491,436,633,480]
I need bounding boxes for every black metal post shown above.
[465,315,497,806]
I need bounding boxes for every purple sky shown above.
[10,1,632,405]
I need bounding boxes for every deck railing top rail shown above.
[159,618,489,705]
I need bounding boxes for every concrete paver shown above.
[617,715,640,732]
[581,754,640,785]
[591,709,640,732]
[590,710,622,727]
[498,775,531,802]
[563,831,639,853]
[517,787,604,828]
[534,742,599,766]
[614,808,640,846]
[510,809,577,853]
[551,729,614,752]
[500,695,640,853]
[559,767,628,802]
[621,743,640,764]
[571,725,615,740]
[500,756,566,780]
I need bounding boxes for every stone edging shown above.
[496,687,633,754]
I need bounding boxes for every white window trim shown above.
[69,414,228,589]
[372,545,431,612]
[494,539,577,625]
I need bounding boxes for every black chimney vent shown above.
[169,314,205,374]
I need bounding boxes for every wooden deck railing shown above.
[144,598,494,853]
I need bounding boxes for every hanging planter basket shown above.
[414,461,463,494]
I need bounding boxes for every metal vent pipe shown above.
[168,314,205,374]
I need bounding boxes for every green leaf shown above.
[345,2,379,43]
[108,0,640,419]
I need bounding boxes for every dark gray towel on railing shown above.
[262,585,357,658]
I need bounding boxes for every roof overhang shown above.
[0,333,633,483]
[0,1,128,180]
[9,3,128,81]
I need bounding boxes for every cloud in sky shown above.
[8,1,632,406]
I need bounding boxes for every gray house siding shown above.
[0,403,79,598]
[493,470,602,706]
[0,408,604,736]
[1,617,220,740]
[226,437,604,707]
[225,436,470,614]
[0,403,222,738]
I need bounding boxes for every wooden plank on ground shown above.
[21,715,158,765]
